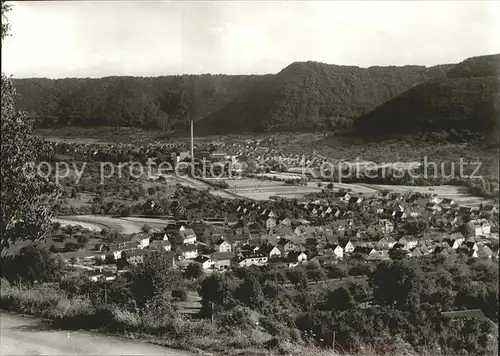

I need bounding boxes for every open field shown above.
[224,178,322,200]
[162,174,237,199]
[318,181,379,195]
[360,184,492,207]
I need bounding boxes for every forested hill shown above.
[198,62,452,133]
[353,54,500,137]
[13,55,498,135]
[13,75,268,129]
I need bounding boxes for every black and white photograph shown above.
[1,1,499,355]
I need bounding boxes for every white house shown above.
[132,234,150,249]
[123,249,147,265]
[180,244,198,259]
[266,217,277,231]
[213,239,232,253]
[258,244,282,259]
[378,219,394,234]
[193,256,213,270]
[149,240,172,252]
[211,252,235,270]
[340,240,355,254]
[287,251,308,267]
[235,252,268,267]
[468,219,491,236]
[327,244,344,259]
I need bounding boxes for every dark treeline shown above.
[198,61,452,133]
[13,54,500,136]
[353,54,500,137]
[13,74,267,130]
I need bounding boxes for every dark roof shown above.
[211,251,236,261]
[123,249,146,258]
[193,255,211,263]
[180,244,197,252]
[277,238,291,246]
[441,309,490,322]
[258,244,279,255]
[353,246,374,254]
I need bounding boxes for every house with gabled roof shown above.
[106,241,136,260]
[276,238,298,254]
[378,219,394,234]
[234,252,268,267]
[211,251,235,270]
[466,219,491,237]
[443,234,465,249]
[151,231,169,242]
[339,240,355,254]
[178,244,198,259]
[165,222,186,232]
[408,248,423,258]
[257,244,281,259]
[482,204,499,215]
[338,192,351,202]
[396,236,419,250]
[171,227,196,245]
[440,198,456,206]
[213,239,232,253]
[433,246,454,256]
[271,225,294,238]
[122,249,147,265]
[149,239,172,252]
[322,244,344,259]
[264,217,277,231]
[352,246,376,256]
[348,196,364,204]
[132,233,150,249]
[426,202,442,214]
[193,255,213,269]
[377,236,397,250]
[477,245,493,259]
[287,251,308,266]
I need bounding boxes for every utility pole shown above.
[332,331,336,351]
[104,283,108,303]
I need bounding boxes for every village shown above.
[71,185,499,282]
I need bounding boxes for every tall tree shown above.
[1,3,60,252]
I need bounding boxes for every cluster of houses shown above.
[81,190,498,281]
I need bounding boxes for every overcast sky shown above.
[2,1,499,78]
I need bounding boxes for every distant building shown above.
[211,251,235,270]
[132,234,150,249]
[193,256,213,270]
[213,239,232,253]
[178,244,198,259]
[149,240,172,252]
[123,249,147,265]
[234,252,268,267]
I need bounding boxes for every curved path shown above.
[53,215,142,234]
[0,313,192,355]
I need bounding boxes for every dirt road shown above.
[0,313,192,355]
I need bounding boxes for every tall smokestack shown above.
[190,119,194,165]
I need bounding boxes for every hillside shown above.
[353,54,500,137]
[14,55,498,135]
[197,62,452,133]
[13,75,267,129]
